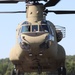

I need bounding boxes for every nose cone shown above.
[21,33,49,45]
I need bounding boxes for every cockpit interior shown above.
[21,24,49,33]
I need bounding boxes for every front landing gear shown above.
[37,64,42,74]
[11,69,16,75]
[58,67,66,75]
[11,69,24,75]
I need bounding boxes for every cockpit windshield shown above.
[21,25,49,33]
[20,23,50,33]
[21,25,30,33]
[32,25,38,32]
[39,25,49,32]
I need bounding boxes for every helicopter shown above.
[0,0,75,75]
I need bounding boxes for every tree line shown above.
[0,55,75,75]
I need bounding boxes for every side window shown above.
[50,26,54,35]
[18,28,21,35]
[39,25,49,32]
[47,23,54,35]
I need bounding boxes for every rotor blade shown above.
[44,0,60,7]
[0,11,26,13]
[0,0,24,3]
[46,10,75,14]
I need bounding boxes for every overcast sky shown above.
[0,0,75,59]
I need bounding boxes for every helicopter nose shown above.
[19,33,48,49]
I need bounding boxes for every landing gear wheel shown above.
[37,65,42,74]
[16,70,20,75]
[21,73,24,75]
[11,69,16,75]
[16,70,24,75]
[62,67,66,75]
[58,67,66,75]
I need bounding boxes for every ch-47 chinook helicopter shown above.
[0,0,75,75]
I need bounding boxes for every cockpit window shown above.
[32,25,38,32]
[21,26,30,33]
[39,25,49,32]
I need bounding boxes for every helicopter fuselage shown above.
[9,3,66,73]
[9,20,65,72]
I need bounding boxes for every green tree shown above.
[0,55,75,75]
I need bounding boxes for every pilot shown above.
[33,29,36,32]
[44,29,48,32]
